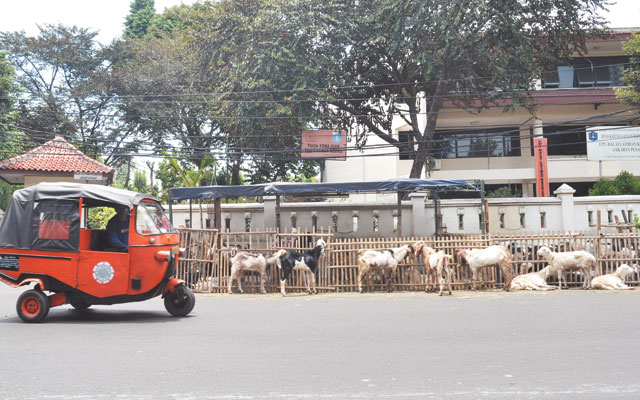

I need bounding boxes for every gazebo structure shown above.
[0,136,114,187]
[168,178,484,237]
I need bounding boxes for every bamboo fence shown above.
[175,228,640,294]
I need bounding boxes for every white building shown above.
[324,29,640,199]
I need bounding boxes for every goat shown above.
[413,241,437,292]
[228,249,287,294]
[357,244,414,293]
[536,246,596,289]
[428,251,454,296]
[510,265,558,291]
[455,245,513,291]
[277,239,326,296]
[591,264,638,290]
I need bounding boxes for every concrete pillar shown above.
[554,184,576,233]
[263,195,277,230]
[410,192,427,236]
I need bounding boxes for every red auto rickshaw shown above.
[0,182,195,322]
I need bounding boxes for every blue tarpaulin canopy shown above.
[169,178,474,200]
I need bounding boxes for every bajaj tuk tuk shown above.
[0,182,195,322]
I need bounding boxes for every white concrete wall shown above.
[168,191,640,236]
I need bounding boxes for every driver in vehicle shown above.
[106,205,130,252]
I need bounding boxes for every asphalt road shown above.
[1,284,639,399]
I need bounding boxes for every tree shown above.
[205,0,608,178]
[0,24,140,166]
[589,171,640,196]
[616,33,640,105]
[124,0,156,39]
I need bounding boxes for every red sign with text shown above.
[301,130,346,160]
[534,138,550,197]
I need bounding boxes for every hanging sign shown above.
[301,130,346,160]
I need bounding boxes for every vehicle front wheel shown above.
[164,284,195,317]
[17,289,50,323]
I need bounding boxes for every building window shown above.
[332,215,338,232]
[458,214,464,230]
[398,131,415,160]
[373,215,380,232]
[245,216,251,232]
[291,215,297,229]
[540,212,546,228]
[587,210,593,226]
[224,217,231,231]
[607,210,613,223]
[435,127,521,159]
[541,56,628,88]
[499,213,505,229]
[185,219,191,228]
[479,214,483,230]
[543,125,586,156]
[393,215,398,232]
[312,215,318,231]
[352,215,359,232]
[520,213,526,228]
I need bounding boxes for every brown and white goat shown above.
[591,264,638,290]
[228,249,287,294]
[357,244,414,293]
[428,251,454,296]
[456,245,513,291]
[536,246,596,289]
[413,241,437,292]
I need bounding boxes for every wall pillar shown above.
[410,192,427,236]
[554,184,576,233]
[263,195,277,230]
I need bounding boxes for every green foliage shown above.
[87,207,116,230]
[124,0,156,39]
[589,171,640,196]
[486,186,521,198]
[616,34,640,106]
[133,169,150,193]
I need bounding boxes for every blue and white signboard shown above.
[587,126,640,161]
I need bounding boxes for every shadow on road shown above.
[0,308,192,324]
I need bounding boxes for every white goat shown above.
[536,246,596,289]
[413,241,437,292]
[357,244,414,293]
[591,264,638,290]
[228,249,287,294]
[456,245,513,291]
[510,265,558,291]
[428,251,454,296]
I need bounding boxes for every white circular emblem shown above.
[93,262,114,284]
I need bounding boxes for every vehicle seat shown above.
[90,230,109,251]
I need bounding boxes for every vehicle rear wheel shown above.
[16,290,50,323]
[164,284,195,317]
[69,297,91,310]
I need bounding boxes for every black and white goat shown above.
[277,239,326,296]
[357,244,414,293]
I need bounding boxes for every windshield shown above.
[135,202,175,235]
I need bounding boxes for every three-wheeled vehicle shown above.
[0,182,195,322]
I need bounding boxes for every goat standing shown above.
[357,244,414,293]
[456,245,513,291]
[277,239,326,296]
[228,249,286,294]
[536,246,596,289]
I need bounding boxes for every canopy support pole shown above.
[397,191,402,237]
[276,195,281,231]
[433,190,440,239]
[214,198,221,231]
[480,180,487,239]
[188,199,193,228]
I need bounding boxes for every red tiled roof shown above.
[0,136,114,174]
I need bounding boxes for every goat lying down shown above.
[536,246,596,289]
[510,265,558,291]
[357,244,414,293]
[591,264,638,290]
[228,249,287,294]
